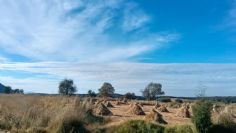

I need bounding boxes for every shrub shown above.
[158,98,171,103]
[57,117,87,133]
[168,102,182,108]
[164,125,194,133]
[208,124,236,133]
[174,99,183,103]
[88,90,96,97]
[123,92,136,100]
[191,100,212,133]
[0,120,11,130]
[217,112,235,128]
[97,120,164,133]
[28,127,47,133]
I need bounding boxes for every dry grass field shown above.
[0,94,236,133]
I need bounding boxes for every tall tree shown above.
[58,79,77,95]
[98,82,115,97]
[4,86,12,94]
[142,82,164,100]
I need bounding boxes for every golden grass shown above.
[0,94,102,133]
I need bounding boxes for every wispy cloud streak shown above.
[0,0,177,62]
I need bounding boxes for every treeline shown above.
[58,79,165,100]
[0,84,24,94]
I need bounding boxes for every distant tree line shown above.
[58,79,165,100]
[3,86,24,94]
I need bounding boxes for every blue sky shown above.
[0,0,236,96]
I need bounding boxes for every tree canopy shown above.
[142,82,164,100]
[59,79,77,95]
[98,82,115,97]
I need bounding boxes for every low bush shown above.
[208,124,236,133]
[94,120,165,133]
[168,102,182,108]
[191,100,212,133]
[164,125,194,133]
[174,99,183,103]
[56,117,87,133]
[158,98,171,103]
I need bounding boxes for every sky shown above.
[0,0,236,96]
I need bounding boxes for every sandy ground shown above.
[103,102,192,127]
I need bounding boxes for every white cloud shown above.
[1,62,236,96]
[0,0,177,62]
[122,2,150,32]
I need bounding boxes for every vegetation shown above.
[0,80,235,133]
[95,120,165,133]
[3,86,12,94]
[123,92,136,100]
[88,90,96,97]
[98,82,115,97]
[174,98,183,103]
[56,117,87,133]
[3,86,24,94]
[164,125,194,133]
[142,82,165,100]
[0,94,235,133]
[0,95,103,132]
[58,79,77,96]
[157,98,171,103]
[191,100,212,133]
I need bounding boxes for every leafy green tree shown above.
[19,89,24,94]
[88,90,96,97]
[192,100,212,133]
[142,82,164,100]
[98,82,115,97]
[4,86,12,94]
[59,79,77,95]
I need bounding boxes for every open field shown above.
[0,94,236,133]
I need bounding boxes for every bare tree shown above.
[195,82,207,98]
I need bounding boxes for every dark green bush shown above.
[95,120,164,133]
[0,120,11,130]
[164,125,194,133]
[208,124,236,133]
[174,99,183,103]
[158,98,171,103]
[191,100,212,133]
[57,117,87,133]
